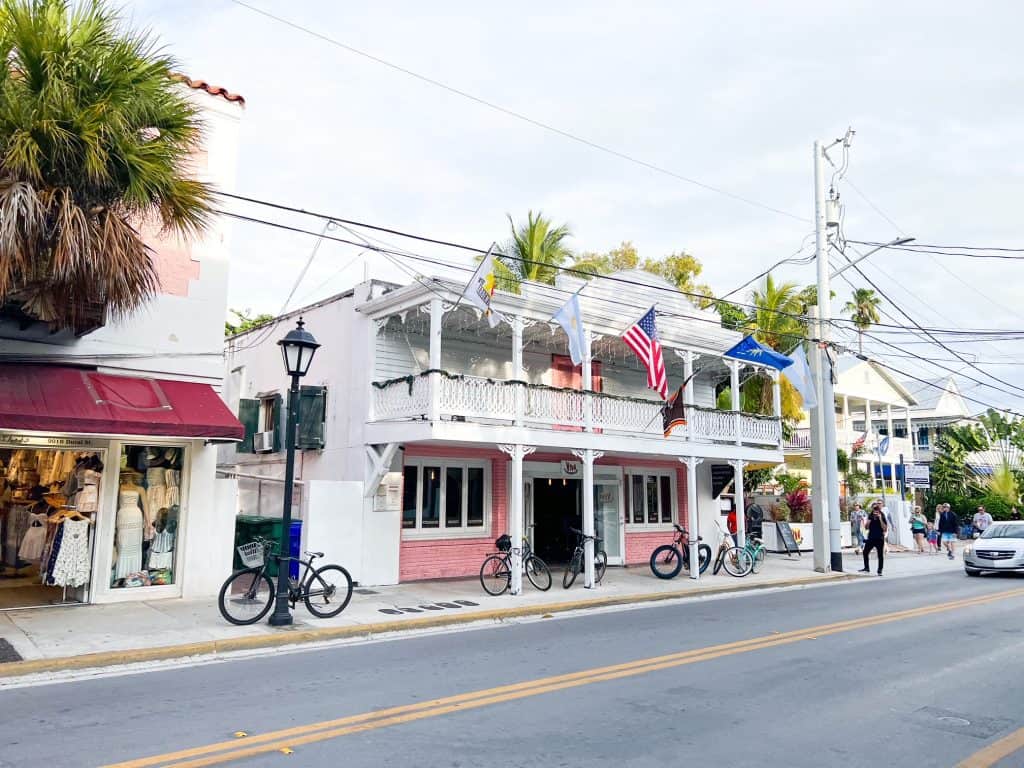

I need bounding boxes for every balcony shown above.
[371,373,781,447]
[785,426,914,460]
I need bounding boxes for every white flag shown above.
[784,344,817,410]
[553,293,587,366]
[461,250,501,327]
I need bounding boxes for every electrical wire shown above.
[227,0,810,224]
[849,240,1024,257]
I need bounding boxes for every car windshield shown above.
[980,524,1024,539]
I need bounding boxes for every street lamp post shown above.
[268,318,320,627]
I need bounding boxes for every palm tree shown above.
[843,288,882,353]
[497,210,572,287]
[0,0,212,331]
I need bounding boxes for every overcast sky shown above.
[134,0,1024,412]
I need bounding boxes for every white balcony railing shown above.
[786,426,915,459]
[371,372,781,447]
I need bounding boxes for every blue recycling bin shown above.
[287,519,303,580]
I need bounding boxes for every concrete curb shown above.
[0,572,854,679]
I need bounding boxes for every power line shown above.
[850,240,1024,258]
[227,0,809,224]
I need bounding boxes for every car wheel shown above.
[965,568,982,577]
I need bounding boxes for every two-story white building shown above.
[900,377,975,465]
[785,356,917,491]
[222,268,785,589]
[0,78,244,609]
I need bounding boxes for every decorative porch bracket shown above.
[364,443,399,499]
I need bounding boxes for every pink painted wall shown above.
[399,446,507,581]
[398,446,687,580]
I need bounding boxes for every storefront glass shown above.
[111,445,183,589]
[0,446,103,609]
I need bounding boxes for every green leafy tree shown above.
[225,308,274,337]
[495,210,573,288]
[842,288,882,353]
[0,0,211,330]
[569,241,639,276]
[640,251,713,305]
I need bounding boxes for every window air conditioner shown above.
[254,431,275,453]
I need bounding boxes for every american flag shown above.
[622,307,668,399]
[851,432,868,452]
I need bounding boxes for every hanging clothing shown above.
[114,490,145,579]
[74,469,101,513]
[165,469,181,508]
[3,503,32,565]
[144,468,166,541]
[42,522,64,584]
[18,512,47,561]
[147,529,175,570]
[49,519,91,587]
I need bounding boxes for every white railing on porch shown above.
[371,373,781,447]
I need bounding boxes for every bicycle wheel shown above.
[480,554,511,596]
[525,555,552,591]
[562,551,581,588]
[751,546,766,574]
[218,568,275,625]
[697,543,713,574]
[304,564,354,618]
[649,545,683,579]
[594,550,608,584]
[722,546,754,577]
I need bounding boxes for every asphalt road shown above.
[3,571,1024,768]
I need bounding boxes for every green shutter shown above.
[297,386,327,450]
[271,393,284,452]
[237,399,259,453]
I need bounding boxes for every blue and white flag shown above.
[783,344,817,410]
[553,293,587,366]
[723,335,794,371]
[878,435,891,457]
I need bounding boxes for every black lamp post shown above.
[268,317,320,627]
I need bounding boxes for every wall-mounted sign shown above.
[0,433,107,450]
[561,460,580,476]
[904,463,930,488]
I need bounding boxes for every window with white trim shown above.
[624,470,676,526]
[401,459,490,535]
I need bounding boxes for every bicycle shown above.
[743,534,766,573]
[218,536,354,625]
[710,522,754,577]
[649,523,712,579]
[480,534,552,595]
[562,527,607,588]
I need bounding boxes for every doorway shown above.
[531,478,581,563]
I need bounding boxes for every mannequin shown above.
[114,471,150,582]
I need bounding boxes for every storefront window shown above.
[402,467,418,529]
[421,466,440,528]
[467,468,484,527]
[111,445,183,589]
[401,460,490,534]
[626,470,676,527]
[445,467,463,527]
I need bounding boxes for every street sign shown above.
[904,463,930,488]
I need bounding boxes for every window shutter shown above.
[297,386,327,450]
[237,399,260,453]
[272,393,284,452]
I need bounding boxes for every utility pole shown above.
[808,306,829,573]
[812,138,844,572]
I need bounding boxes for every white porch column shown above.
[499,444,535,595]
[886,403,894,440]
[573,448,604,588]
[428,298,444,423]
[842,395,850,430]
[770,369,782,448]
[582,331,593,433]
[512,315,525,426]
[905,407,914,452]
[730,358,741,446]
[680,456,703,580]
[864,398,873,487]
[732,459,747,547]
[683,350,695,440]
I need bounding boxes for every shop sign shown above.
[561,460,580,476]
[0,433,106,449]
[905,463,930,488]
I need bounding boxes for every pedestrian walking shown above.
[972,505,993,537]
[910,506,928,553]
[937,503,960,560]
[850,502,867,554]
[859,501,888,575]
[926,521,939,553]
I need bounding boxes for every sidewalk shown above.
[0,550,962,677]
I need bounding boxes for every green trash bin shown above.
[232,515,302,579]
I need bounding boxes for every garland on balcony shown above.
[371,369,779,421]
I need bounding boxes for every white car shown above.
[963,521,1024,576]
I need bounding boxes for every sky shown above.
[132,0,1024,412]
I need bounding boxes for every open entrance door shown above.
[531,478,581,564]
[594,481,624,565]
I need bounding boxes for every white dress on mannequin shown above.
[114,489,144,579]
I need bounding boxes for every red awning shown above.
[0,365,244,441]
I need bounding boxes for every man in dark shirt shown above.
[937,503,960,560]
[859,501,888,576]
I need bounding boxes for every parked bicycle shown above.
[563,527,607,588]
[743,534,766,573]
[218,536,353,625]
[710,522,754,577]
[480,533,552,595]
[649,523,712,579]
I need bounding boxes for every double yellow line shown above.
[104,586,1024,768]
